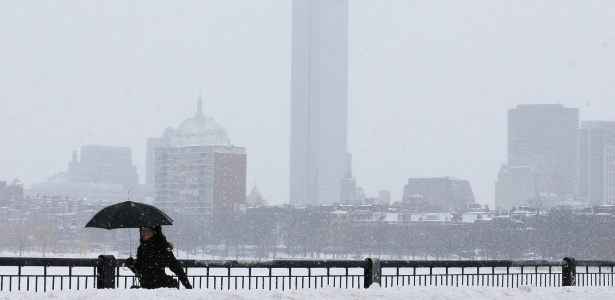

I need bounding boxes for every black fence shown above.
[0,256,100,292]
[1,256,614,291]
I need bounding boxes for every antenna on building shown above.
[195,76,205,120]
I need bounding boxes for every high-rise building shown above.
[378,190,391,205]
[154,145,246,222]
[496,104,579,210]
[147,96,246,223]
[0,179,23,204]
[495,165,546,210]
[146,95,231,188]
[0,181,6,205]
[579,121,615,205]
[68,145,138,193]
[340,153,356,205]
[290,0,349,206]
[28,146,138,202]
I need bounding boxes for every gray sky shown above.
[2,1,615,208]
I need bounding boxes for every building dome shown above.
[169,95,231,146]
[10,177,23,187]
[176,115,227,139]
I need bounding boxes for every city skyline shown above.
[11,101,608,207]
[2,1,615,208]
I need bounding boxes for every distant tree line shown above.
[167,206,615,261]
[2,206,615,260]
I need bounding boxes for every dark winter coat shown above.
[129,235,192,289]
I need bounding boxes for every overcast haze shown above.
[2,1,615,208]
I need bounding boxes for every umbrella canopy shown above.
[85,201,173,229]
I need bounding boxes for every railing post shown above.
[364,258,381,288]
[97,255,117,289]
[562,257,576,287]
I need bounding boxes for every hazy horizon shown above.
[2,1,615,207]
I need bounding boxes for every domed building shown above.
[165,96,231,147]
[146,96,246,224]
[146,95,231,186]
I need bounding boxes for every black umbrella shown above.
[85,200,173,229]
[85,200,173,257]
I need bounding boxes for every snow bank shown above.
[3,286,615,300]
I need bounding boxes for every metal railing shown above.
[2,256,615,291]
[575,260,615,286]
[0,256,100,292]
[377,258,570,288]
[164,259,368,290]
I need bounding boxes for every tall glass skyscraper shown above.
[496,104,579,210]
[290,0,349,206]
[579,121,615,205]
[508,104,579,196]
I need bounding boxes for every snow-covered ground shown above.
[3,285,615,300]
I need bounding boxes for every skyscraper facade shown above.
[290,0,349,206]
[154,145,246,222]
[579,121,615,205]
[496,104,579,209]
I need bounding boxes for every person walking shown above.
[125,225,192,289]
